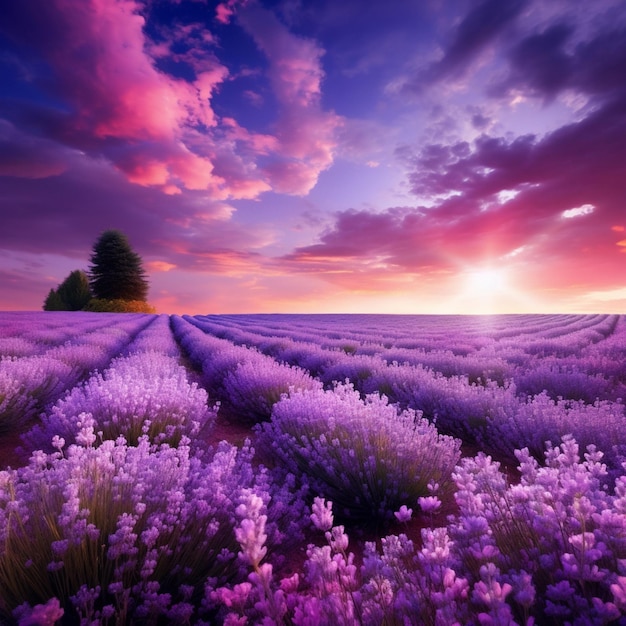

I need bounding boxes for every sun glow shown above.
[441,265,536,314]
[465,268,507,294]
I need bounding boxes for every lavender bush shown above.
[363,361,520,447]
[24,352,216,451]
[445,437,626,624]
[257,383,461,524]
[484,392,626,470]
[0,356,75,433]
[122,313,181,358]
[515,362,614,403]
[222,358,322,423]
[0,338,38,358]
[0,429,269,624]
[172,315,262,394]
[318,353,382,391]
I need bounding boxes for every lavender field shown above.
[1,312,626,625]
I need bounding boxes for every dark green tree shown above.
[56,270,92,310]
[43,288,65,311]
[88,230,149,302]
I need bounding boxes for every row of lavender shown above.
[189,313,625,394]
[2,312,626,623]
[0,312,158,433]
[179,313,626,471]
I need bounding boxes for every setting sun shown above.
[465,268,507,294]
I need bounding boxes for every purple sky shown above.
[1,0,625,314]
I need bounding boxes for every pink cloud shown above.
[237,2,342,195]
[145,260,176,272]
[222,117,279,154]
[0,0,233,194]
[215,0,246,25]
[0,0,343,203]
[49,0,186,142]
[237,3,324,104]
[123,160,171,186]
[0,1,258,201]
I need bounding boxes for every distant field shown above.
[1,311,626,624]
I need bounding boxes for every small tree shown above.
[57,270,92,310]
[89,230,149,302]
[43,288,65,311]
[43,270,92,311]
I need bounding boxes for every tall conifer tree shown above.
[88,230,149,301]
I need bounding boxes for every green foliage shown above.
[42,288,65,311]
[89,230,149,302]
[83,299,156,313]
[43,270,92,311]
[57,270,92,310]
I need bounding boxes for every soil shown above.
[0,428,27,470]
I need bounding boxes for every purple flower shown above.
[394,505,413,523]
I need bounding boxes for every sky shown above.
[0,0,625,315]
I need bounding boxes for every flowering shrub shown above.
[515,362,613,403]
[364,361,520,447]
[0,356,74,432]
[47,342,112,378]
[223,358,322,423]
[24,352,216,450]
[484,392,626,470]
[172,315,261,394]
[318,353,382,390]
[276,341,345,377]
[446,436,626,624]
[0,431,268,624]
[209,496,361,625]
[0,337,38,358]
[258,383,461,524]
[382,346,512,384]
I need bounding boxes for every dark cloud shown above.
[493,22,626,102]
[501,23,574,99]
[573,27,626,98]
[0,119,73,178]
[405,0,529,91]
[410,93,626,207]
[436,0,529,77]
